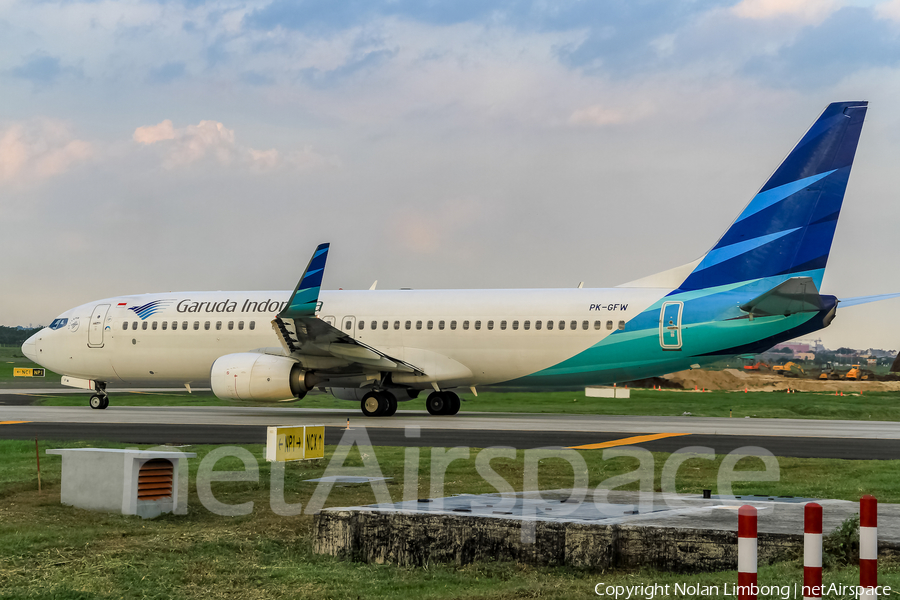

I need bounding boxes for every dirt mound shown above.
[656,368,900,392]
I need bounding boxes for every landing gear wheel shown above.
[383,393,398,417]
[445,391,460,415]
[426,391,446,415]
[361,391,390,417]
[89,394,109,410]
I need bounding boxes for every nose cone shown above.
[21,331,39,362]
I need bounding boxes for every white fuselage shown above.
[25,287,670,389]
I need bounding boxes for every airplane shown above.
[22,101,899,417]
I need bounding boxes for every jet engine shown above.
[210,353,311,401]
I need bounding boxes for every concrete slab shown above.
[314,489,900,571]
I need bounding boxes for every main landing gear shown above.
[360,390,398,417]
[426,391,460,416]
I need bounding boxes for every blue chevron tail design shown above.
[279,243,330,319]
[678,101,867,292]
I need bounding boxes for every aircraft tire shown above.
[89,394,103,409]
[383,393,398,417]
[426,391,446,415]
[361,392,387,417]
[99,396,109,409]
[444,392,460,415]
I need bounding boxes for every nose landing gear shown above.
[89,382,109,409]
[89,393,109,409]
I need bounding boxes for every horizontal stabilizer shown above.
[739,277,827,317]
[839,292,900,308]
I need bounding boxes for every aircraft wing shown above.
[739,276,829,317]
[272,243,425,375]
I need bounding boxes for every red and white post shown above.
[803,502,823,599]
[860,495,878,598]
[738,505,758,600]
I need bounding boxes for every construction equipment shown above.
[743,361,770,371]
[772,361,805,377]
[844,364,870,380]
[818,362,841,380]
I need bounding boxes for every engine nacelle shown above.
[210,353,309,401]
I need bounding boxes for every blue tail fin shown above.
[678,101,867,292]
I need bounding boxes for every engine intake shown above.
[210,353,310,401]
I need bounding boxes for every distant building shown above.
[795,352,815,361]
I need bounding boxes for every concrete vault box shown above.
[46,448,196,519]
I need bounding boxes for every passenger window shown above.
[371,321,377,330]
[582,320,589,330]
[439,320,445,330]
[228,321,234,330]
[500,320,507,330]
[182,321,188,330]
[487,320,494,330]
[594,321,602,330]
[344,320,352,331]
[512,320,519,330]
[547,320,554,330]
[161,321,168,330]
[122,322,128,330]
[204,321,210,330]
[474,320,481,330]
[172,321,178,330]
[450,321,457,330]
[359,321,365,330]
[523,320,530,330]
[570,320,577,330]
[618,320,626,330]
[416,321,422,330]
[394,321,400,330]
[607,320,613,330]
[249,321,255,330]
[238,321,244,330]
[152,321,158,330]
[142,322,148,330]
[405,321,411,330]
[427,320,434,330]
[535,320,542,330]
[193,322,200,330]
[216,321,222,330]
[559,321,565,330]
[132,321,138,330]
[463,320,469,330]
[382,321,388,330]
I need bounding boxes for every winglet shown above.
[279,243,330,319]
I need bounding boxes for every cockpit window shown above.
[49,318,68,330]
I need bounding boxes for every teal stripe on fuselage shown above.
[508,269,824,386]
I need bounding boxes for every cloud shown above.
[0,119,92,184]
[133,119,338,171]
[568,102,654,127]
[876,0,900,23]
[731,0,840,23]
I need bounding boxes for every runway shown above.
[2,405,900,460]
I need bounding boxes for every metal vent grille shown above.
[137,459,173,501]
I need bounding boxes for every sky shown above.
[3,0,900,351]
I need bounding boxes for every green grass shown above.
[0,345,60,386]
[3,439,900,598]
[32,387,900,422]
